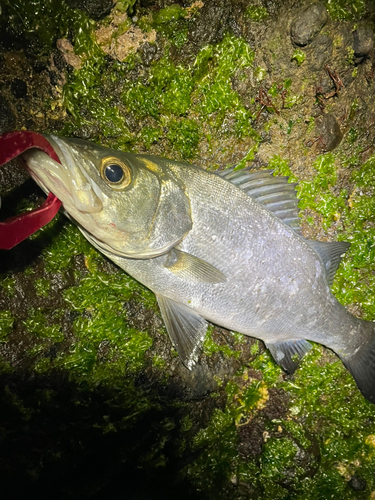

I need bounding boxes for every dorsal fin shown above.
[217,167,301,234]
[306,240,350,287]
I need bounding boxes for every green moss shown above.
[41,219,96,272]
[34,278,51,297]
[0,276,15,297]
[291,48,306,66]
[347,46,355,65]
[203,326,241,359]
[152,355,166,368]
[260,437,298,480]
[24,308,64,342]
[167,119,199,158]
[189,408,238,491]
[250,340,260,355]
[122,33,258,154]
[152,4,186,25]
[2,0,91,46]
[115,0,137,14]
[246,6,269,21]
[0,311,14,340]
[325,0,366,20]
[140,126,162,149]
[347,127,358,143]
[254,66,267,81]
[148,4,191,48]
[234,144,259,170]
[226,377,269,425]
[332,155,375,319]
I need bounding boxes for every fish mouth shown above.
[0,131,62,249]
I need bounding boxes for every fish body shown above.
[22,134,375,403]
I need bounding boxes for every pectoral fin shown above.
[164,249,226,284]
[156,294,208,369]
[266,339,312,374]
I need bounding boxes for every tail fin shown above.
[342,332,375,404]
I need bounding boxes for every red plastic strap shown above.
[0,131,62,249]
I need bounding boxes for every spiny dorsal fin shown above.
[266,339,312,374]
[156,294,207,369]
[217,167,301,234]
[164,248,227,284]
[306,240,350,287]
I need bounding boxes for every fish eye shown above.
[100,157,131,189]
[105,163,123,183]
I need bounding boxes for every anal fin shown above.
[266,339,312,374]
[156,294,208,369]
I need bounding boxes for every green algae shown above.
[0,276,15,297]
[246,6,269,22]
[150,4,189,48]
[2,0,90,46]
[34,278,51,298]
[0,310,14,339]
[40,217,95,272]
[203,326,241,360]
[325,0,366,20]
[167,119,199,159]
[24,308,64,342]
[291,48,306,66]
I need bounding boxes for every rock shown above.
[348,475,366,491]
[10,78,27,99]
[66,0,113,20]
[188,0,232,48]
[290,3,328,47]
[0,95,16,133]
[308,34,333,71]
[353,25,374,58]
[315,113,342,151]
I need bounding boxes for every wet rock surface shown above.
[353,24,374,57]
[290,2,328,47]
[314,112,343,151]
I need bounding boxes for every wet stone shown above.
[315,113,342,151]
[348,475,367,491]
[188,0,232,48]
[308,35,333,71]
[290,3,328,47]
[66,0,113,20]
[353,25,374,58]
[10,78,27,99]
[0,95,16,133]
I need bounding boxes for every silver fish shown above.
[22,134,375,403]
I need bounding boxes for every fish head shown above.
[23,135,192,258]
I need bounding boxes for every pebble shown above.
[10,79,27,99]
[315,113,342,151]
[290,3,328,47]
[353,25,374,58]
[348,475,366,491]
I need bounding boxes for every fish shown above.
[3,132,375,403]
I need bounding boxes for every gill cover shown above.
[38,136,193,258]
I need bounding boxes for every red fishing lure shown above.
[0,131,62,249]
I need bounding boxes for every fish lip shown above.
[45,134,104,214]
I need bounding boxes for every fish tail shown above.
[341,326,375,403]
